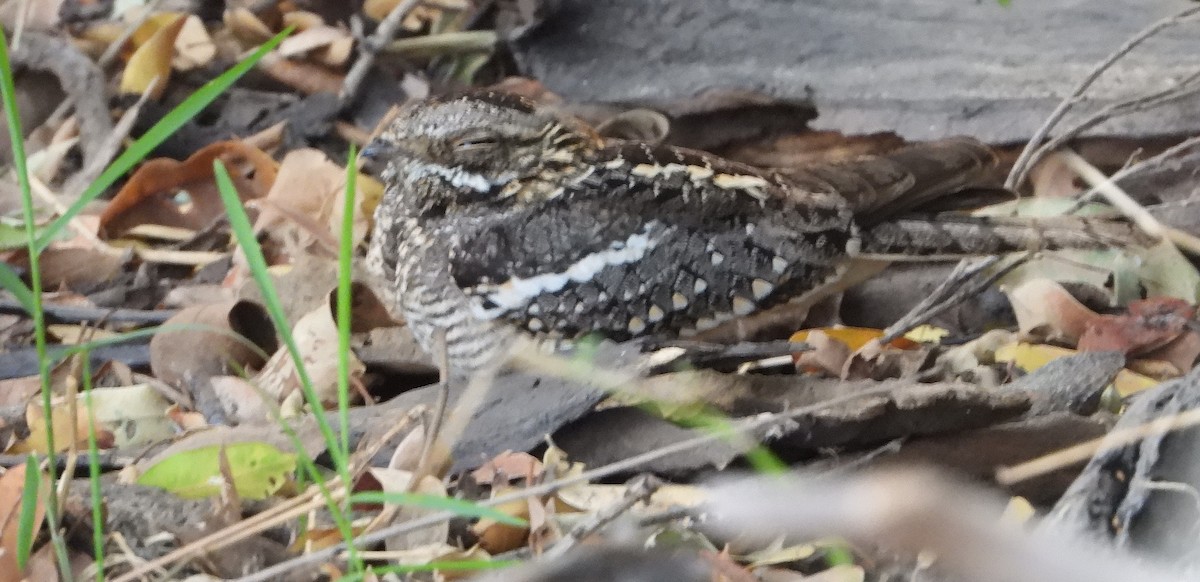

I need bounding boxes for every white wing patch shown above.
[470,221,665,319]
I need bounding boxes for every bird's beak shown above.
[359,140,395,177]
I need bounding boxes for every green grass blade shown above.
[35,27,294,252]
[338,560,517,581]
[211,160,347,477]
[212,159,363,572]
[0,25,72,576]
[0,261,34,314]
[336,146,357,460]
[81,354,107,580]
[348,492,528,527]
[16,455,41,570]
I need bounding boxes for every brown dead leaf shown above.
[344,282,401,333]
[0,464,48,582]
[126,13,215,71]
[0,375,41,407]
[224,8,274,45]
[254,298,366,415]
[9,399,113,454]
[1004,279,1101,342]
[121,14,187,99]
[8,216,127,290]
[472,487,532,554]
[843,338,930,381]
[257,53,344,95]
[99,140,277,238]
[36,245,126,290]
[172,15,218,70]
[150,300,277,388]
[1138,330,1200,376]
[1078,297,1194,355]
[253,148,348,251]
[277,18,354,68]
[472,451,543,486]
[793,330,851,376]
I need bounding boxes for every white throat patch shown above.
[409,163,509,193]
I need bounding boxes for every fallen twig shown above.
[1019,68,1200,182]
[232,365,908,582]
[879,254,1029,345]
[340,0,424,108]
[0,298,176,325]
[543,474,663,559]
[1006,5,1200,190]
[9,32,114,172]
[1060,149,1200,255]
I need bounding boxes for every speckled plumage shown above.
[363,92,1135,376]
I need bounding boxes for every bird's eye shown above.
[452,134,498,152]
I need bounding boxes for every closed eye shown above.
[452,133,499,152]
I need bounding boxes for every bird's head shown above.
[362,92,598,217]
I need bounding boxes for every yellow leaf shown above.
[120,14,186,99]
[995,341,1159,397]
[994,342,1075,372]
[136,442,296,499]
[789,326,917,351]
[905,324,950,343]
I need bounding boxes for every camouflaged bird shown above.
[363,91,1140,376]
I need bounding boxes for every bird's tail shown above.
[857,215,1154,259]
[782,137,999,225]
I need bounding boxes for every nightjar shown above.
[363,92,1139,377]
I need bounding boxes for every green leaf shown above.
[0,216,71,250]
[137,442,297,499]
[1137,240,1200,302]
[16,455,41,570]
[0,261,34,314]
[35,26,294,252]
[348,491,528,527]
[972,197,1114,218]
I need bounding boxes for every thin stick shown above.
[543,474,662,559]
[340,0,423,108]
[1019,68,1200,181]
[232,378,910,582]
[1006,6,1200,190]
[63,80,154,200]
[1060,149,1200,255]
[879,254,1031,345]
[997,406,1200,486]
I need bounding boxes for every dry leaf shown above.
[1003,279,1101,342]
[254,299,366,415]
[151,300,276,389]
[0,464,48,582]
[472,451,543,486]
[257,53,344,95]
[224,8,274,45]
[472,487,531,554]
[172,15,218,70]
[99,140,277,237]
[1078,296,1193,355]
[253,148,346,248]
[120,14,187,99]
